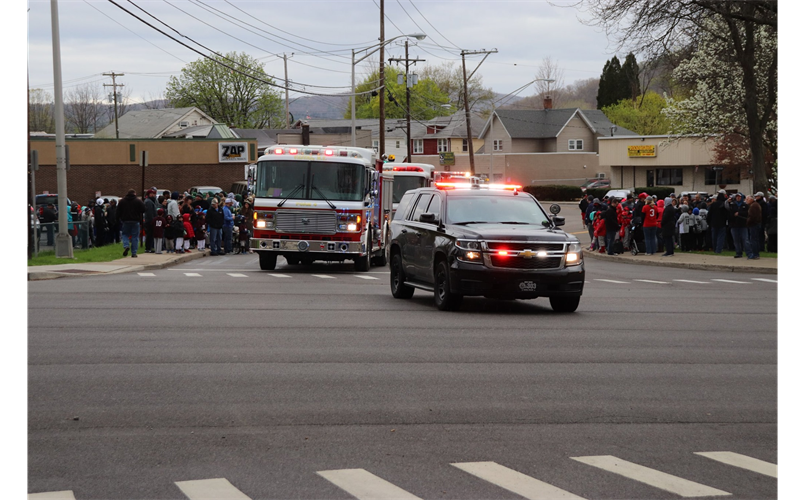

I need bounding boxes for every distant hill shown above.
[288,95,350,120]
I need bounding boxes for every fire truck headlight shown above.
[347,223,358,231]
[256,220,266,229]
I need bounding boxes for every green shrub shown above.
[523,185,585,201]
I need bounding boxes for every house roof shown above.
[481,108,638,139]
[94,107,217,139]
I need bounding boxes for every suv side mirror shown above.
[552,216,565,227]
[419,213,437,224]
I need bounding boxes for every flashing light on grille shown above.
[497,250,509,256]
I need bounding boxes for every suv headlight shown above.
[565,242,582,266]
[456,239,483,262]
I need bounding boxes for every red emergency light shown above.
[393,166,424,172]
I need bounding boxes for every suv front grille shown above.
[490,255,563,269]
[486,242,565,252]
[275,210,336,234]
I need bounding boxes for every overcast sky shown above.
[25,0,626,105]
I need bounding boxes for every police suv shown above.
[387,183,585,312]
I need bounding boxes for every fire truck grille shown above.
[275,210,336,234]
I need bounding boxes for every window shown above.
[462,139,468,152]
[568,139,583,150]
[426,194,442,221]
[493,140,503,152]
[396,140,401,148]
[705,166,740,185]
[437,139,449,153]
[413,139,423,154]
[179,121,189,128]
[656,168,683,186]
[410,194,433,222]
[372,140,379,152]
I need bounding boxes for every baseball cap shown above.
[718,189,727,195]
[754,191,764,198]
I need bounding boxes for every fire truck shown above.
[249,145,392,272]
[381,163,436,215]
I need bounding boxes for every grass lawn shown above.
[28,243,126,266]
[686,249,777,259]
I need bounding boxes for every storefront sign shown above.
[439,152,455,166]
[627,145,656,157]
[218,142,248,163]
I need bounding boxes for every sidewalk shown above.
[28,246,777,280]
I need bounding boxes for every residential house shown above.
[94,107,217,139]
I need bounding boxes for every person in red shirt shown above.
[641,197,659,255]
[181,213,195,253]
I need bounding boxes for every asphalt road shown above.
[28,254,778,500]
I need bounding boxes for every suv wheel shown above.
[434,260,462,311]
[549,296,580,313]
[390,253,414,299]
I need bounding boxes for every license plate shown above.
[519,280,537,292]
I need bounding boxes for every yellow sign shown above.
[627,145,656,157]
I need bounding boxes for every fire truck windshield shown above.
[254,160,365,202]
[392,176,429,203]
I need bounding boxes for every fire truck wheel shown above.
[285,255,300,265]
[354,251,370,272]
[372,251,387,267]
[259,252,277,271]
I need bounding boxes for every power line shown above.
[408,0,462,50]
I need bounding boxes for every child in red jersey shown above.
[181,213,195,253]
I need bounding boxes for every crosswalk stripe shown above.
[594,279,630,284]
[28,492,76,500]
[184,273,202,277]
[312,274,336,279]
[751,278,777,283]
[634,279,668,284]
[266,273,291,278]
[674,280,710,284]
[695,451,777,478]
[175,478,252,499]
[570,455,730,497]
[226,273,248,278]
[712,279,750,284]
[317,469,422,500]
[452,462,585,499]
[354,275,379,280]
[138,272,156,276]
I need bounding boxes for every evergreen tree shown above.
[620,53,641,101]
[596,56,622,109]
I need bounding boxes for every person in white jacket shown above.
[676,204,694,252]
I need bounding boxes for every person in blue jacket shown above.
[222,197,235,254]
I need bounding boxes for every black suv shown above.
[388,186,585,312]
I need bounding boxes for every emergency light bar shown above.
[267,146,366,159]
[393,166,424,172]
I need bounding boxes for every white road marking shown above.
[452,462,586,499]
[634,280,668,284]
[312,274,336,279]
[226,273,248,278]
[695,451,778,478]
[317,469,423,500]
[594,279,630,284]
[266,274,291,278]
[175,478,252,499]
[138,272,156,276]
[751,278,777,283]
[354,275,379,280]
[571,455,731,497]
[674,280,710,284]
[28,492,76,500]
[712,279,751,284]
[184,273,202,277]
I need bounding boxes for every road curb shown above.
[27,250,209,281]
[582,249,777,275]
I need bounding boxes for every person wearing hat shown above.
[93,198,108,248]
[143,189,158,253]
[222,197,236,254]
[206,198,225,255]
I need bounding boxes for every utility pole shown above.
[103,72,124,139]
[389,41,425,163]
[282,53,293,128]
[379,0,385,157]
[51,0,73,258]
[460,49,497,175]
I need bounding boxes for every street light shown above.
[351,33,426,148]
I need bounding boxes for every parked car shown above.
[35,194,72,221]
[230,181,249,197]
[580,179,610,192]
[189,185,224,196]
[603,189,633,200]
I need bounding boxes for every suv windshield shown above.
[446,196,549,226]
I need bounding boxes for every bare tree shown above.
[141,91,168,109]
[65,83,104,134]
[28,88,55,133]
[420,61,495,113]
[533,57,566,108]
[105,87,134,126]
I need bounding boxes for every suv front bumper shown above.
[450,259,585,299]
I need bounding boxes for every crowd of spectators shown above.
[579,189,777,259]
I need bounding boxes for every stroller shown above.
[233,215,250,254]
[629,217,645,255]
